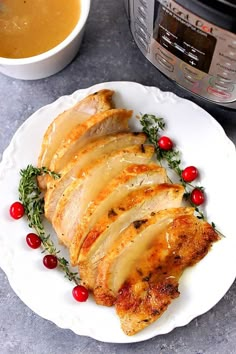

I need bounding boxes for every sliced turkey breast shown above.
[52,145,155,247]
[78,184,184,290]
[94,207,194,306]
[70,163,168,266]
[49,108,133,173]
[37,89,114,189]
[44,132,147,222]
[115,214,219,335]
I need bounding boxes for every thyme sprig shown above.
[18,165,80,284]
[140,114,220,232]
[140,114,183,176]
[140,114,165,151]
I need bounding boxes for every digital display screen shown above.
[153,3,217,73]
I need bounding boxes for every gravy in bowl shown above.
[0,0,81,59]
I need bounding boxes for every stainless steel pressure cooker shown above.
[125,0,236,109]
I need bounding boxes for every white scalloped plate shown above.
[0,81,236,343]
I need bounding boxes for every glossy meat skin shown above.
[115,215,219,336]
[37,89,114,189]
[44,132,147,222]
[52,145,155,247]
[94,207,194,306]
[69,163,168,266]
[78,184,184,289]
[49,108,132,173]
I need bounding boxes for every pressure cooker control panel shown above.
[129,0,236,106]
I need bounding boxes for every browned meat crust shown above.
[115,215,219,335]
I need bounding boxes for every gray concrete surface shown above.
[0,1,236,353]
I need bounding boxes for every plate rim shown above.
[0,81,236,343]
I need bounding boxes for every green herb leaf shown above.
[18,165,80,284]
[140,114,165,151]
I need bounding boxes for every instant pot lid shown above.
[175,0,236,33]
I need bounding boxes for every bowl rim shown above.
[0,0,91,66]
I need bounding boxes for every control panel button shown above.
[158,48,175,63]
[182,64,204,80]
[138,6,146,19]
[155,54,174,72]
[228,50,236,58]
[135,33,149,52]
[207,86,232,100]
[228,40,236,50]
[216,62,236,81]
[217,72,233,83]
[214,82,234,92]
[209,77,234,92]
[139,0,147,8]
[136,15,147,29]
[134,22,150,42]
[219,60,236,70]
[184,74,198,85]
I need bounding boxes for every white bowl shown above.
[0,0,91,80]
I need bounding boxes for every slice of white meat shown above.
[94,207,194,306]
[37,89,114,189]
[49,108,133,173]
[115,214,219,336]
[78,183,184,290]
[44,132,147,222]
[52,144,155,247]
[70,163,168,266]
